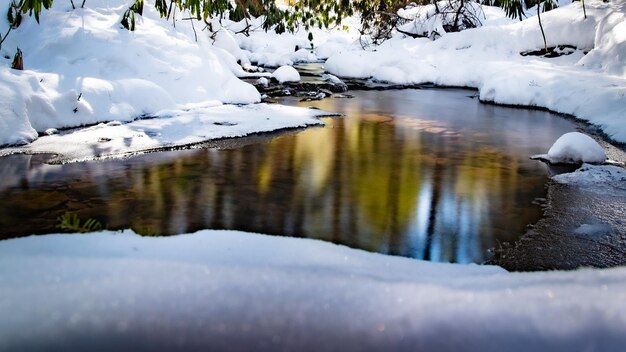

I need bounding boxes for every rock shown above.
[256,77,269,88]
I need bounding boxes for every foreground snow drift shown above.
[0,103,330,163]
[1,230,626,351]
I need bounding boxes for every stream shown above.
[0,86,584,264]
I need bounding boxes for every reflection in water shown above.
[0,89,579,263]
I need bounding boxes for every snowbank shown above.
[0,69,37,145]
[0,0,261,146]
[1,230,626,351]
[578,0,626,77]
[0,103,331,163]
[324,0,626,144]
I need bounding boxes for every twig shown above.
[171,5,176,27]
[537,2,548,52]
[234,21,252,36]
[395,26,427,38]
[0,27,12,51]
[185,11,198,41]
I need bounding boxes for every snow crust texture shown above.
[1,230,626,351]
[553,163,626,190]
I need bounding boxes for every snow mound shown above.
[546,132,606,164]
[273,65,301,83]
[212,28,251,66]
[239,30,309,67]
[236,17,360,66]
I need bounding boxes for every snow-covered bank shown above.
[323,0,626,144]
[553,163,626,190]
[0,103,330,163]
[495,161,626,270]
[0,0,261,146]
[1,230,626,351]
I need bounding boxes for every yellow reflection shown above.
[294,122,336,192]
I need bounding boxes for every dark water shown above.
[0,89,579,263]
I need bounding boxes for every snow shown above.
[0,0,262,146]
[257,76,270,87]
[0,103,331,163]
[212,28,251,66]
[272,65,302,83]
[0,0,624,152]
[544,132,607,164]
[574,223,613,235]
[578,0,626,77]
[553,163,626,190]
[2,0,622,151]
[1,230,626,350]
[322,0,626,144]
[1,3,626,347]
[0,69,37,146]
[236,17,360,66]
[315,36,357,59]
[396,1,493,38]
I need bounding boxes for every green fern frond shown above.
[57,212,104,233]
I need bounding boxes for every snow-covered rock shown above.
[546,132,606,164]
[256,77,269,87]
[292,48,316,63]
[272,65,301,83]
